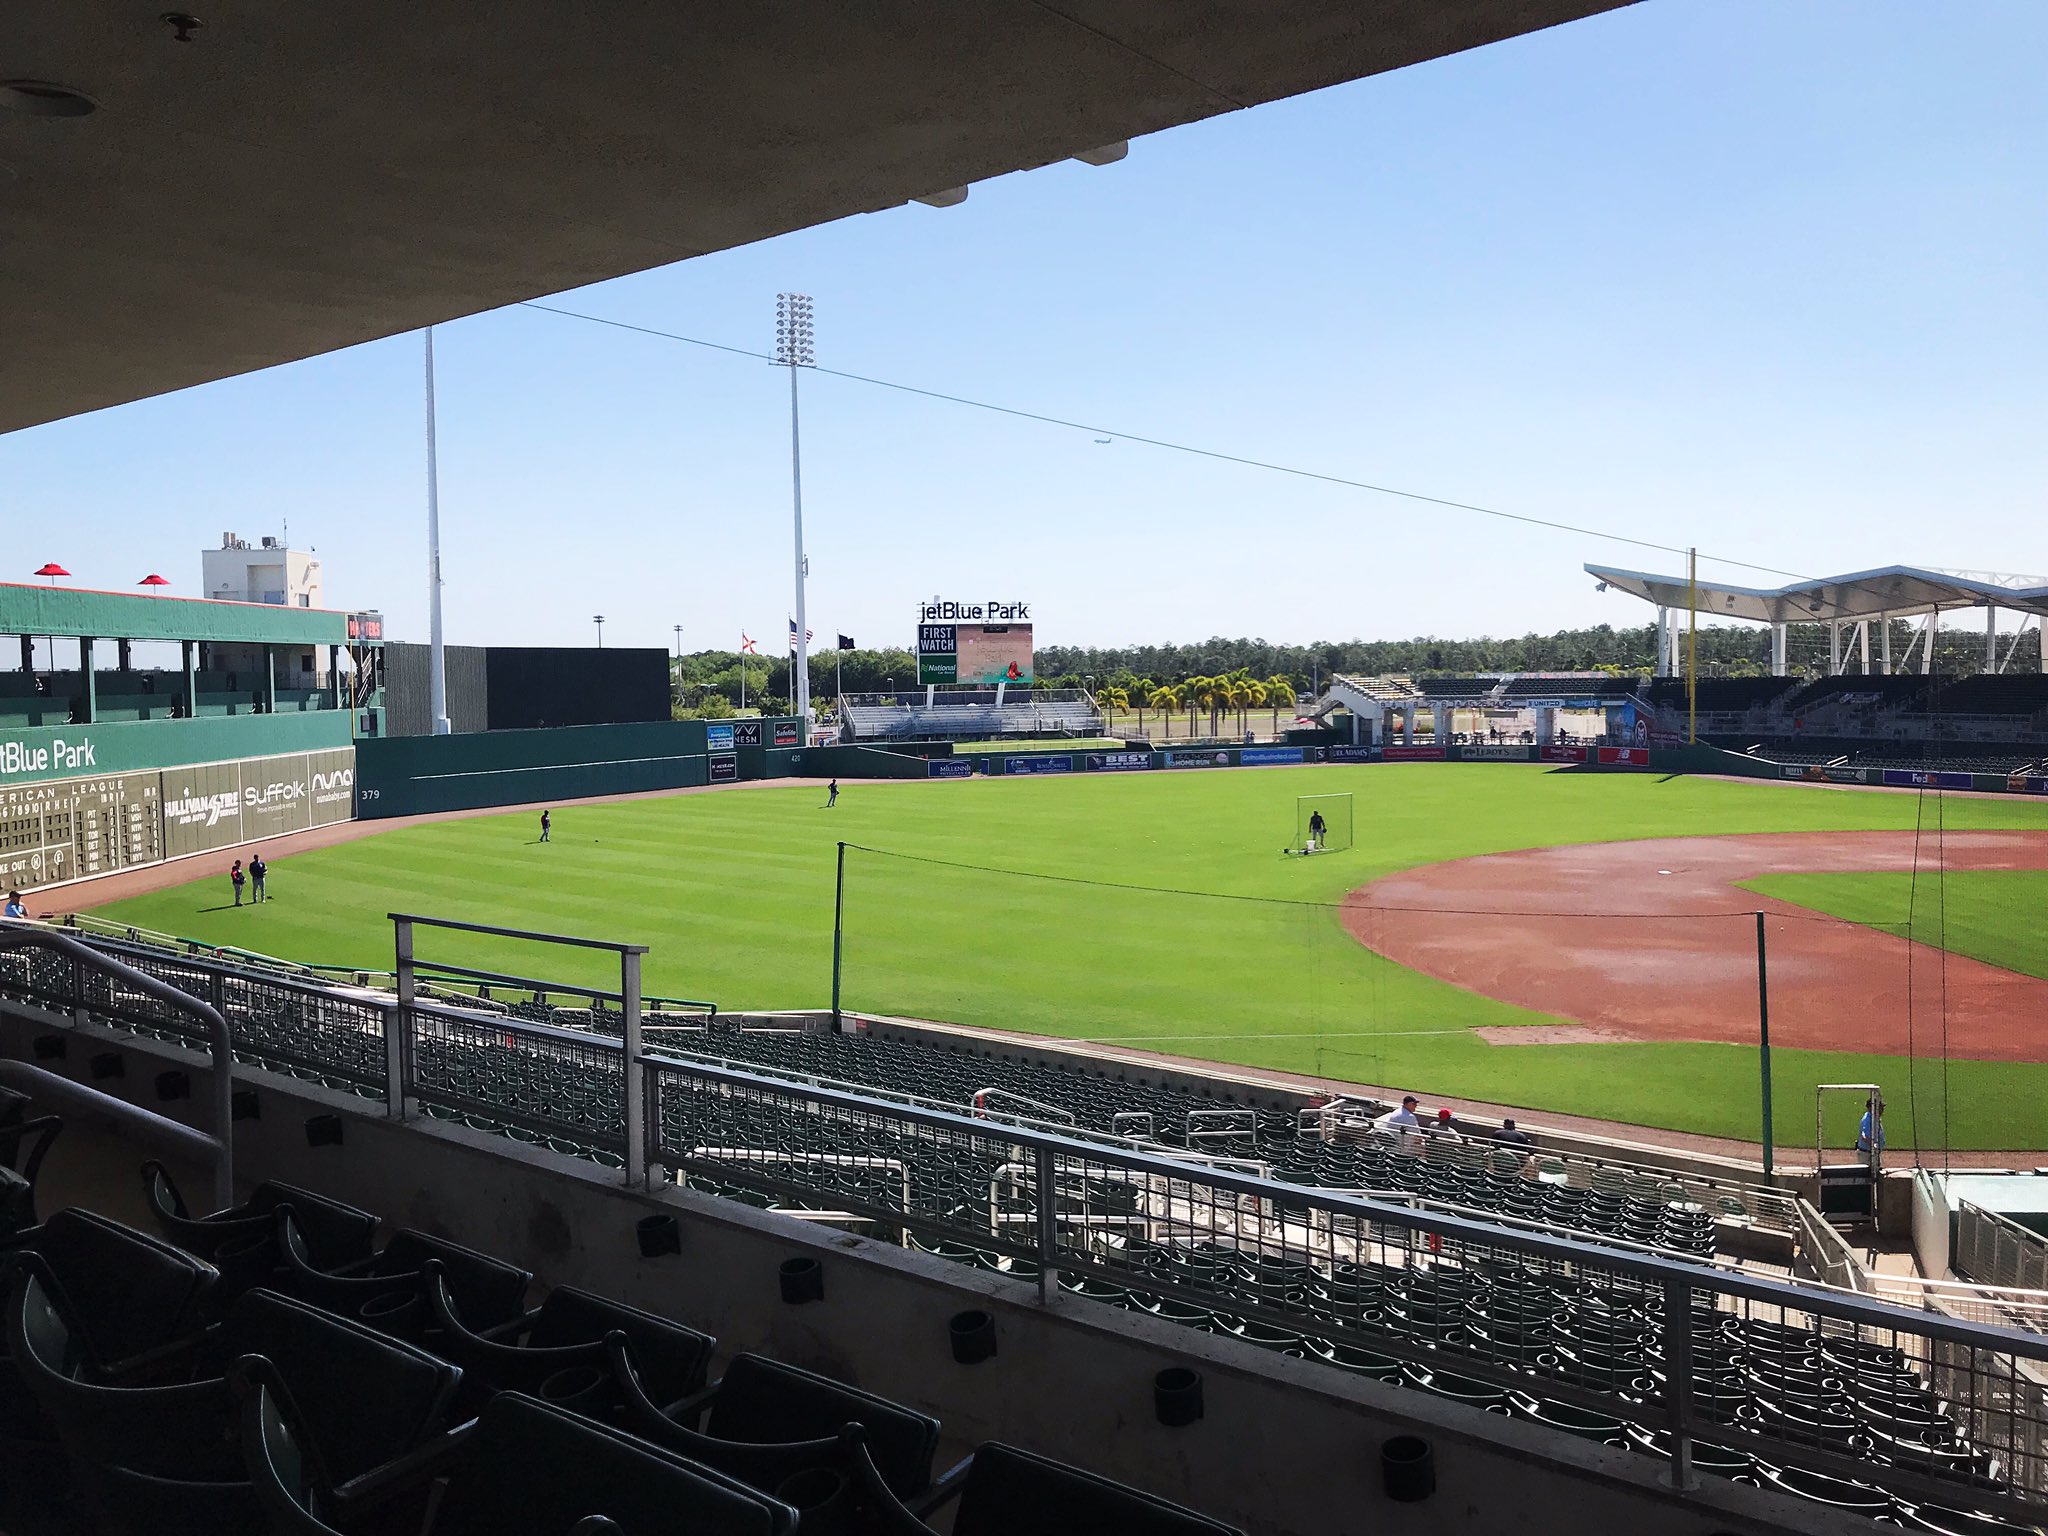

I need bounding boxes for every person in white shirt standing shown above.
[1377,1095,1422,1131]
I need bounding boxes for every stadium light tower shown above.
[423,328,451,735]
[593,615,605,648]
[776,292,815,724]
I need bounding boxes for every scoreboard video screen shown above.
[917,623,1034,685]
[0,771,164,889]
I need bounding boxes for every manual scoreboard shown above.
[0,771,164,888]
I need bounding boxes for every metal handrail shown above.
[0,924,234,1208]
[11,927,2048,1520]
[640,1050,2048,1352]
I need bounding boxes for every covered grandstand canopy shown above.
[1585,564,2048,625]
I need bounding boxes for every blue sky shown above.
[6,0,2044,656]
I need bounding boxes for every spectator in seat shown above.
[1431,1107,1464,1141]
[1490,1116,1534,1150]
[1377,1095,1421,1133]
[2,891,26,920]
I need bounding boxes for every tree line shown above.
[670,620,2040,717]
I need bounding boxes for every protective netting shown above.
[1295,793,1354,855]
[830,844,2034,1152]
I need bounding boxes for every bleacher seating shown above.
[840,690,1103,743]
[1498,677,1642,701]
[1412,677,1499,699]
[1903,675,2048,717]
[1644,678,1795,712]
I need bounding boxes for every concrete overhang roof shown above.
[4,1,1632,435]
[1586,564,2048,625]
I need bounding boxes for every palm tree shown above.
[1149,684,1180,739]
[1229,670,1260,735]
[1266,675,1293,733]
[1130,678,1154,738]
[1095,684,1128,736]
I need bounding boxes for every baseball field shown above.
[86,764,2048,1150]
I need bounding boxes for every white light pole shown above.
[424,328,451,735]
[593,615,606,648]
[776,292,815,724]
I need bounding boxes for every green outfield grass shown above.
[1744,870,2048,981]
[90,766,2048,1148]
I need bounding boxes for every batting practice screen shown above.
[1296,793,1354,854]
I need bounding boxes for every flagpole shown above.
[739,638,747,714]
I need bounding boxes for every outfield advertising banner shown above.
[1597,747,1652,767]
[928,760,973,779]
[1787,764,1868,784]
[708,755,739,783]
[773,722,800,748]
[1325,746,1378,764]
[1239,747,1304,766]
[1084,752,1152,772]
[1165,750,1231,769]
[1004,755,1071,775]
[1382,746,1446,762]
[1460,745,1532,761]
[733,722,764,748]
[1882,769,1974,790]
[1540,745,1588,763]
[706,724,735,751]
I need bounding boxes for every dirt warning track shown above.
[1344,831,2048,1062]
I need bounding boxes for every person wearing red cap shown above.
[1431,1107,1464,1142]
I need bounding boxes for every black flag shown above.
[837,634,856,650]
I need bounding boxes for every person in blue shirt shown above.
[2,891,26,920]
[1857,1106,1885,1156]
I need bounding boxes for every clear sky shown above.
[6,0,2043,656]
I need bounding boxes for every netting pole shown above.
[1756,910,1774,1176]
[830,841,846,1034]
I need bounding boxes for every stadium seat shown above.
[142,1161,381,1295]
[237,1366,800,1535]
[616,1348,941,1510]
[275,1210,532,1338]
[426,1264,714,1420]
[9,1270,459,1536]
[847,1438,1245,1536]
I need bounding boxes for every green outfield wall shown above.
[355,718,805,817]
[4,743,355,889]
[0,712,353,789]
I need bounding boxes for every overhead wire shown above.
[513,299,2048,652]
[514,300,1833,588]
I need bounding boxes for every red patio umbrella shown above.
[33,563,69,583]
[138,574,170,593]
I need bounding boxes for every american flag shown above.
[789,618,812,650]
[739,633,757,655]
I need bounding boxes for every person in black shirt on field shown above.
[825,780,839,808]
[249,852,268,903]
[1307,808,1327,852]
[230,859,245,907]
[540,809,551,843]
